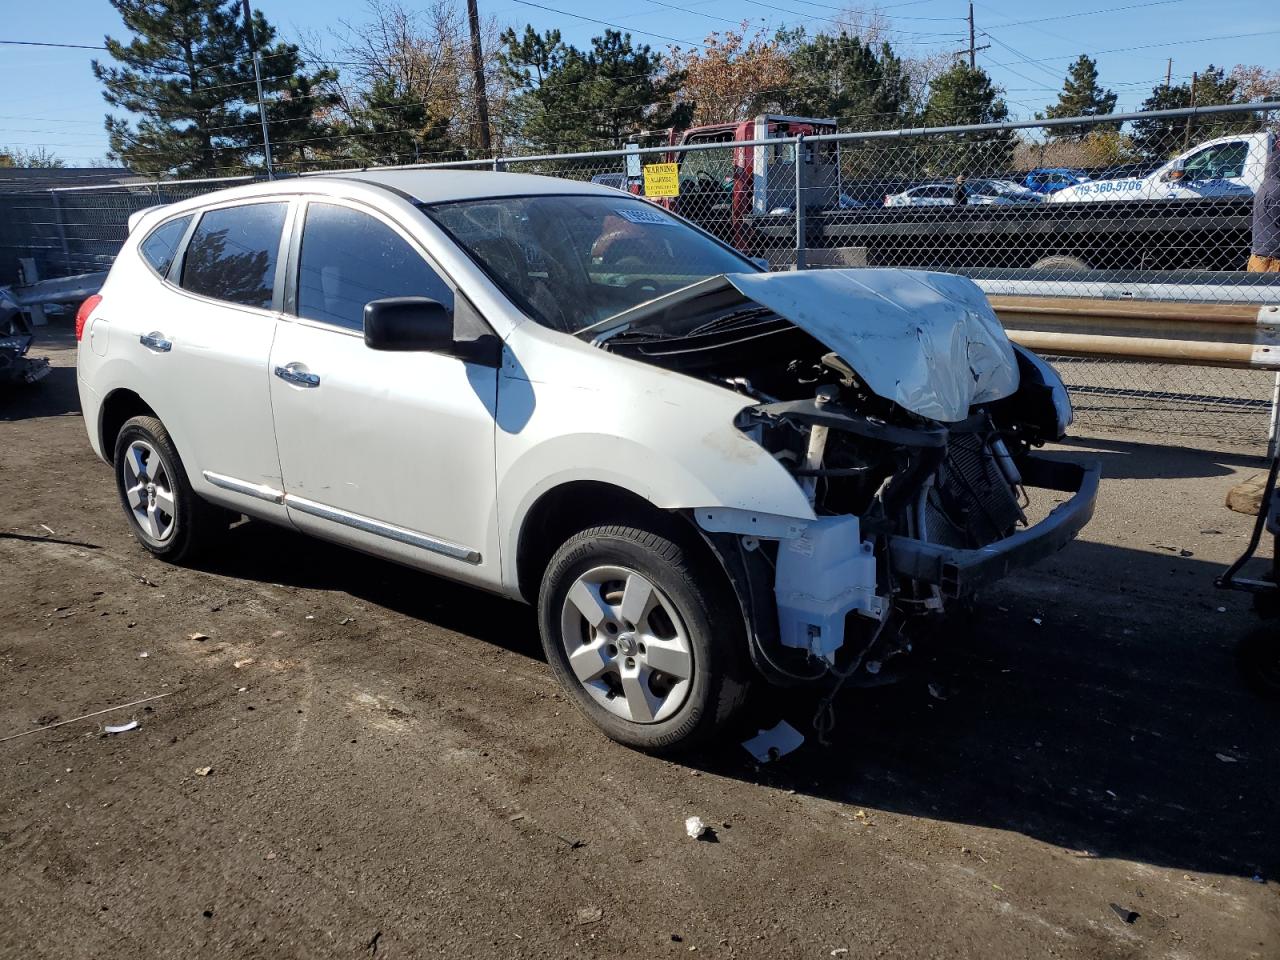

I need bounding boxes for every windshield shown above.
[423,194,757,334]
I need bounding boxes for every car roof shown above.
[325,168,620,204]
[127,168,627,236]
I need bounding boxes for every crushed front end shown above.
[595,268,1099,684]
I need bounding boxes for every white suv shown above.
[76,171,1098,751]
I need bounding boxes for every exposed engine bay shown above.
[592,269,1092,688]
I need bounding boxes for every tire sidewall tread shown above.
[537,523,750,753]
[112,415,221,564]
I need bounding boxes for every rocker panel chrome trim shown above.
[285,494,482,564]
[202,471,285,504]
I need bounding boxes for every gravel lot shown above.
[2,330,1279,959]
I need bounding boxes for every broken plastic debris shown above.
[574,906,603,925]
[188,632,209,642]
[1215,752,1239,763]
[103,720,139,734]
[194,766,212,777]
[741,720,804,763]
[233,658,255,669]
[1109,903,1139,924]
[1031,617,1043,625]
[1217,606,1227,613]
[831,950,849,957]
[685,816,708,839]
[927,682,947,701]
[137,651,149,658]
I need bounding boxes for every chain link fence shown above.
[2,103,1278,448]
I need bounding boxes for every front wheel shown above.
[537,524,751,753]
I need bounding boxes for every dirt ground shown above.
[2,330,1279,960]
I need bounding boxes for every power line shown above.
[506,0,706,46]
[983,0,1186,31]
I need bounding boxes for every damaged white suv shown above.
[76,171,1098,751]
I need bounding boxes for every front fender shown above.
[493,330,815,591]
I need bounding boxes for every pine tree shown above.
[781,31,911,131]
[93,1,337,177]
[498,26,684,152]
[1041,54,1118,140]
[921,62,1014,176]
[1132,65,1258,161]
[346,76,461,166]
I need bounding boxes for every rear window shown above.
[139,215,192,278]
[181,202,288,310]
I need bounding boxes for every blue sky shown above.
[1,0,1276,164]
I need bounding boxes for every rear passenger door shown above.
[161,198,291,520]
[268,198,500,587]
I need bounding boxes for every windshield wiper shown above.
[685,306,776,336]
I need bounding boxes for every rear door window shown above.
[181,202,288,310]
[139,215,192,277]
[296,202,453,331]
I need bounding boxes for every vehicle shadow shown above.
[0,366,80,420]
[201,516,1279,881]
[1059,433,1269,480]
[199,520,542,660]
[696,537,1280,881]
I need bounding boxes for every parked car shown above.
[1048,132,1272,203]
[590,172,644,196]
[1023,167,1092,194]
[884,178,1042,206]
[76,172,1097,751]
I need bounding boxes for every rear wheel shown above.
[1032,254,1091,271]
[113,415,227,563]
[537,523,751,753]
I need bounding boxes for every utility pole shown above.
[1184,70,1198,151]
[466,0,492,154]
[241,0,274,179]
[968,3,976,67]
[1165,58,1173,88]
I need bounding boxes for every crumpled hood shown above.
[721,269,1019,423]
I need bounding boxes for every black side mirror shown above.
[364,297,453,352]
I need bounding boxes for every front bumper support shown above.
[888,455,1100,598]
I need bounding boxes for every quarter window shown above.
[296,202,453,331]
[181,202,287,310]
[139,215,192,277]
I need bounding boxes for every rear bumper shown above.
[887,455,1100,598]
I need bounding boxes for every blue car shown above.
[1023,167,1092,194]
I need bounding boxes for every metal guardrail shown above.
[991,297,1280,369]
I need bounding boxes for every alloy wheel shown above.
[558,565,694,723]
[121,439,177,544]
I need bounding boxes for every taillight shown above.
[75,294,102,341]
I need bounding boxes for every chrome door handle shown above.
[274,363,320,388]
[139,332,172,352]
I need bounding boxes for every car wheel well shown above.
[100,389,157,464]
[516,481,698,604]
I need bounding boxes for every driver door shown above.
[268,198,500,587]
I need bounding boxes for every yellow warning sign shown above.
[642,162,680,198]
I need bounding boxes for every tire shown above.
[537,523,751,753]
[1032,254,1091,271]
[113,415,227,564]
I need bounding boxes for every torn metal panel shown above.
[721,269,1019,423]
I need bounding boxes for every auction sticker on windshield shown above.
[643,162,680,198]
[615,207,671,225]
